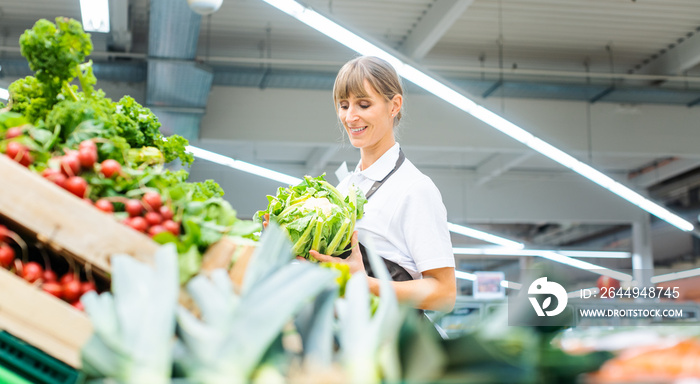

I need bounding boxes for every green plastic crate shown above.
[0,331,85,384]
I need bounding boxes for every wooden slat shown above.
[0,268,92,368]
[0,155,159,273]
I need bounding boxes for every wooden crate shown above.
[0,268,92,368]
[0,155,159,274]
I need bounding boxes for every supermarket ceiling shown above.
[1,0,700,271]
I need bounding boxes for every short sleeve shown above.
[395,177,455,273]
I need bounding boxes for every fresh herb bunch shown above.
[255,174,367,258]
[7,17,193,167]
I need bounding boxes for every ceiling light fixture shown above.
[650,268,700,283]
[185,146,302,185]
[447,223,524,249]
[260,0,695,233]
[453,247,630,259]
[453,247,632,281]
[454,270,521,290]
[0,88,8,101]
[79,0,111,33]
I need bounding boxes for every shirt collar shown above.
[353,143,401,182]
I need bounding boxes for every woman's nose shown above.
[345,105,360,122]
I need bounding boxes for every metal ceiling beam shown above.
[629,158,700,189]
[305,145,339,176]
[634,31,700,76]
[475,152,533,187]
[400,0,475,60]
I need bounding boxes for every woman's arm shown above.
[309,231,457,312]
[367,267,456,312]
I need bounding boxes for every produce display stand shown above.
[0,154,160,371]
[0,267,91,370]
[0,331,84,384]
[0,155,160,273]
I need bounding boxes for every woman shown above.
[309,56,456,312]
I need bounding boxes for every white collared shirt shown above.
[337,143,455,279]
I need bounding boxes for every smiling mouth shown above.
[349,126,366,133]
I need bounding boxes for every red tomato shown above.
[18,151,33,167]
[597,275,621,291]
[148,225,166,237]
[45,171,67,188]
[71,300,85,311]
[159,205,174,221]
[125,199,143,217]
[162,220,180,236]
[64,176,88,198]
[5,141,24,160]
[59,273,76,285]
[129,216,148,232]
[60,155,81,176]
[21,262,43,283]
[79,140,97,151]
[144,211,163,226]
[78,146,97,168]
[5,127,23,139]
[94,199,114,213]
[100,159,121,178]
[80,281,96,295]
[142,191,162,211]
[0,244,15,268]
[42,269,57,283]
[62,280,82,302]
[42,282,63,298]
[0,225,7,243]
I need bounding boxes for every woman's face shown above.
[337,80,402,152]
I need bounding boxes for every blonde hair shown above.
[332,56,404,126]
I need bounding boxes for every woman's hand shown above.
[308,231,365,275]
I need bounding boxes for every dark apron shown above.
[344,149,414,282]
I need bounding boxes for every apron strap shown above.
[358,148,414,281]
[365,149,405,199]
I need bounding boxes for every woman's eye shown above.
[360,103,370,109]
[339,104,348,110]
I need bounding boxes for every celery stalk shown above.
[325,218,350,256]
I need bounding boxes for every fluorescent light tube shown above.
[186,146,303,185]
[501,280,522,290]
[453,247,630,259]
[651,268,700,283]
[447,223,524,249]
[455,270,476,280]
[452,247,632,281]
[0,88,8,101]
[80,0,110,33]
[260,0,695,233]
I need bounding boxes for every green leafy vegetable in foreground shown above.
[255,174,366,258]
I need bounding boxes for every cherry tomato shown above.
[100,159,121,178]
[142,191,162,211]
[0,244,15,268]
[64,176,88,198]
[94,199,114,213]
[21,262,43,283]
[125,199,143,217]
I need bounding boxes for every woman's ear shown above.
[391,94,403,116]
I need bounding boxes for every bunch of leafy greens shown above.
[255,174,366,258]
[7,17,193,166]
[2,17,261,283]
